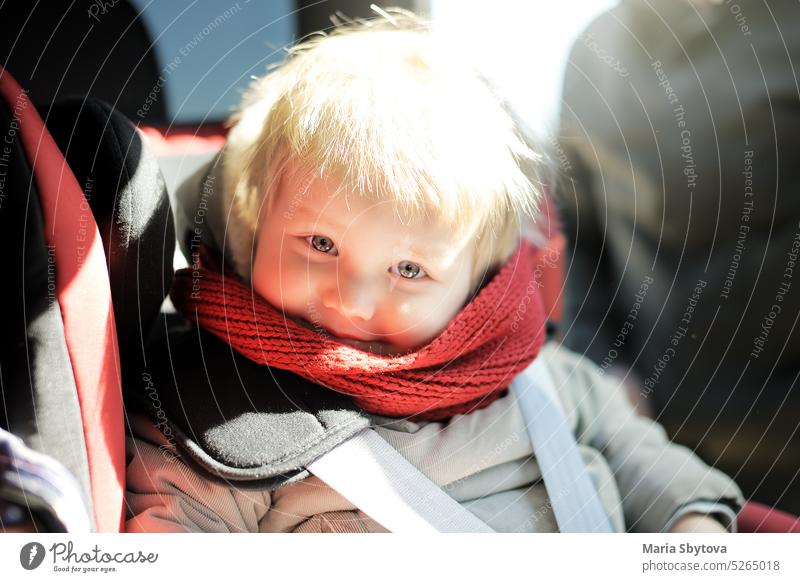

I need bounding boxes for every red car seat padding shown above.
[0,67,124,532]
[739,501,800,533]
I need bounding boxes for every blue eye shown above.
[307,235,338,255]
[392,260,426,280]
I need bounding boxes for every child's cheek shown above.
[276,255,316,311]
[252,246,307,313]
[387,296,453,346]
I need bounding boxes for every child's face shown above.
[251,160,476,356]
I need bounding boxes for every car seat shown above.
[0,66,173,532]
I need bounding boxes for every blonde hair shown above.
[222,11,542,281]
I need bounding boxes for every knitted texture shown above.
[170,242,546,420]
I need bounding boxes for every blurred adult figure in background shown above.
[558,0,799,513]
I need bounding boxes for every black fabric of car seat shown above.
[136,323,370,489]
[0,95,95,522]
[45,97,175,390]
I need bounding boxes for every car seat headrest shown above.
[45,97,175,381]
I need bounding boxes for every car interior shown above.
[0,0,798,534]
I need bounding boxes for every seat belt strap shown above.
[511,356,614,532]
[309,355,613,533]
[308,428,494,533]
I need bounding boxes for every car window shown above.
[130,0,296,125]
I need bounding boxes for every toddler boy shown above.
[126,15,741,533]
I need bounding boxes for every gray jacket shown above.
[125,342,742,533]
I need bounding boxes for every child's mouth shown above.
[292,316,404,357]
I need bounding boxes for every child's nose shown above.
[322,279,376,321]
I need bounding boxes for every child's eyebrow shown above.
[410,245,443,261]
[293,208,345,231]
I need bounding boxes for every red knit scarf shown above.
[170,242,547,420]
